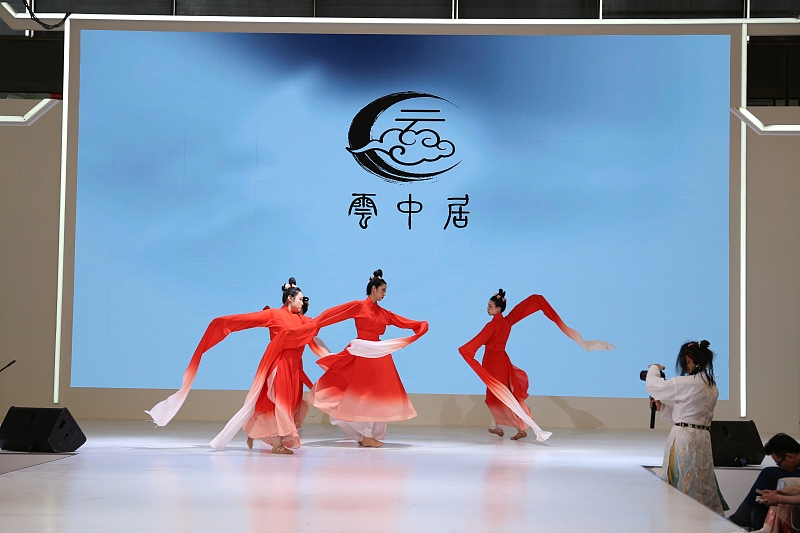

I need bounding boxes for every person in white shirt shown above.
[646,340,727,514]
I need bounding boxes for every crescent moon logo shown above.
[346,91,461,184]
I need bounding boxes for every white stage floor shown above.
[0,421,747,533]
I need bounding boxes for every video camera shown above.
[640,367,665,429]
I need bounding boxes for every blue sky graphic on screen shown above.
[73,31,730,398]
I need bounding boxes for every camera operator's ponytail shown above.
[676,340,716,387]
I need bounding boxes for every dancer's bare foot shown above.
[361,437,385,448]
[271,444,294,455]
[488,427,504,437]
[246,437,254,449]
[510,430,528,440]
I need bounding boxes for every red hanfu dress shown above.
[460,311,533,431]
[243,307,315,448]
[307,297,428,435]
[459,294,615,441]
[147,306,319,449]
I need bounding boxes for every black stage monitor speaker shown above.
[710,420,765,467]
[0,407,86,453]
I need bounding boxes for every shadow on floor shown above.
[303,439,412,449]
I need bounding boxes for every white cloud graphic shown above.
[350,127,455,167]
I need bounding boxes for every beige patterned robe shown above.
[646,365,724,514]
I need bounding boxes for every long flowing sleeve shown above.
[321,306,429,360]
[342,310,429,358]
[506,294,615,352]
[312,300,364,329]
[146,310,277,426]
[388,311,429,336]
[457,334,552,441]
[458,321,495,360]
[457,317,551,441]
[241,301,362,352]
[209,324,319,449]
[209,306,368,450]
[178,303,370,450]
[273,300,364,355]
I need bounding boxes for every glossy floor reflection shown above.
[0,421,745,533]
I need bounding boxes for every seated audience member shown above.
[730,433,800,529]
[754,482,800,533]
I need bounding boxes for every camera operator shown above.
[645,340,727,515]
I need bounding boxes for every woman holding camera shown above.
[646,340,727,514]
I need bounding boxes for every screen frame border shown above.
[55,15,750,422]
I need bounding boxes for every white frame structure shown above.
[32,9,800,420]
[0,98,59,125]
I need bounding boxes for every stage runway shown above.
[0,421,745,533]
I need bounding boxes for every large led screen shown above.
[72,30,731,398]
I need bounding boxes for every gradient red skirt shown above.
[482,349,532,430]
[243,347,309,448]
[308,350,417,422]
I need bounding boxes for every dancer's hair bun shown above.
[490,289,508,312]
[699,340,710,349]
[281,277,302,304]
[366,269,386,295]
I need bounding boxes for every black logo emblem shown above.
[347,91,460,183]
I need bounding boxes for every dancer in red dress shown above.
[459,290,614,442]
[306,269,428,448]
[252,294,312,450]
[147,278,320,454]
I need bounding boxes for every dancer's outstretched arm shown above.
[458,321,495,360]
[506,294,615,352]
[146,310,279,426]
[457,324,552,442]
[280,300,364,358]
[311,300,364,329]
[388,312,429,337]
